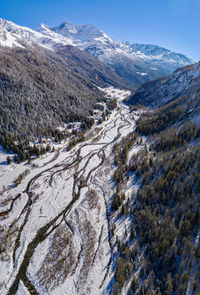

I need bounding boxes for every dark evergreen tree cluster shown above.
[152,122,200,152]
[130,144,200,294]
[0,130,53,164]
[81,118,95,130]
[106,98,117,111]
[136,100,185,135]
[111,107,200,294]
[0,45,111,142]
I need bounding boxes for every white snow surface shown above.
[137,72,147,76]
[0,18,192,79]
[48,21,193,69]
[0,87,139,295]
[0,18,75,51]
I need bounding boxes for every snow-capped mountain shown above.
[0,18,128,88]
[52,22,110,42]
[0,18,75,51]
[0,18,193,89]
[48,21,193,88]
[0,18,130,141]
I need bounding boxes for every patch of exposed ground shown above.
[37,224,75,291]
[77,209,97,293]
[0,222,19,290]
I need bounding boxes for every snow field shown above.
[0,87,138,295]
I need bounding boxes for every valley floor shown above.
[0,87,139,295]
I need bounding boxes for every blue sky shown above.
[0,0,199,61]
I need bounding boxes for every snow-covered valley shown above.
[0,88,139,295]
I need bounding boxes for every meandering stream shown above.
[2,94,135,295]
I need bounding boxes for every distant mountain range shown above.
[43,21,193,88]
[0,18,193,89]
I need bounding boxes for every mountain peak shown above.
[40,23,50,30]
[57,21,77,34]
[0,19,75,51]
[39,20,194,88]
[52,21,103,41]
[0,18,193,89]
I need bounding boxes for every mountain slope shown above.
[0,19,131,143]
[127,62,200,122]
[0,18,75,50]
[0,18,128,89]
[109,63,200,294]
[0,18,193,90]
[112,116,200,294]
[46,21,193,88]
[0,46,99,138]
[54,44,129,89]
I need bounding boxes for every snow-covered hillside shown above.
[0,18,193,89]
[48,21,193,87]
[0,18,74,51]
[127,62,200,109]
[50,21,192,67]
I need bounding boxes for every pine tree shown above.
[6,156,11,165]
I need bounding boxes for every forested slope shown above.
[111,64,200,295]
[0,44,126,142]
